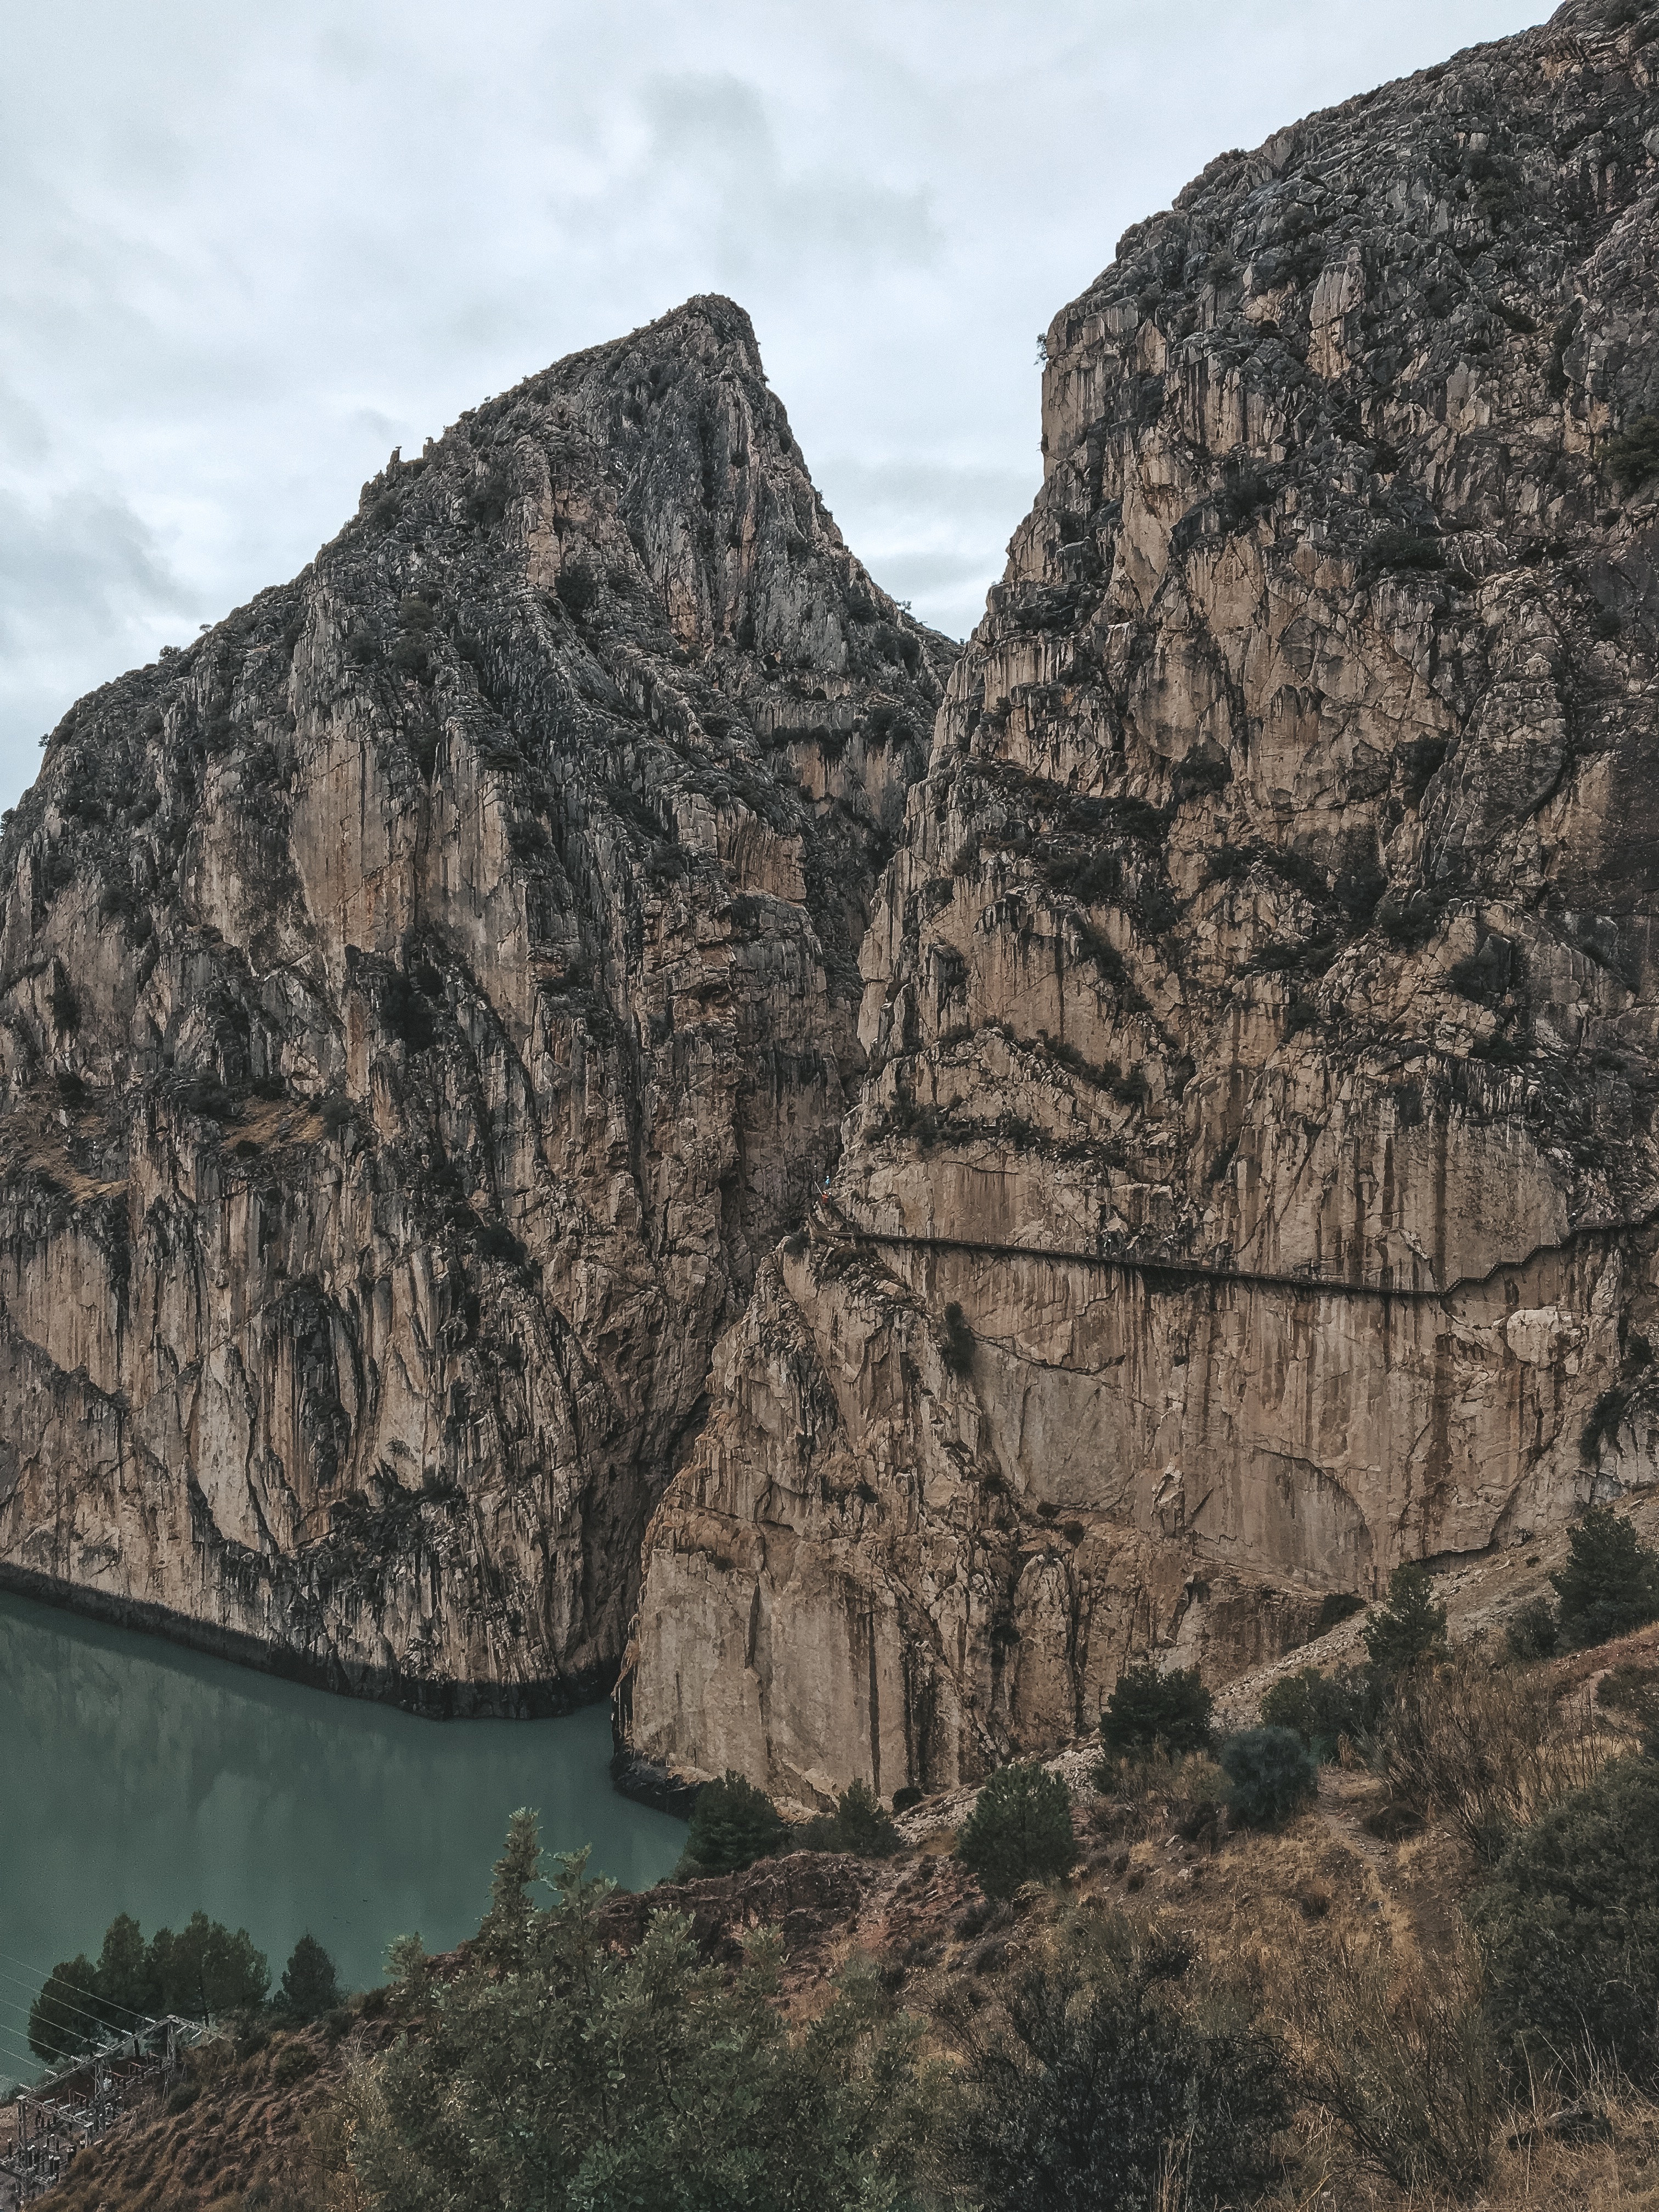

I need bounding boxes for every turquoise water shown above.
[0,1589,684,2078]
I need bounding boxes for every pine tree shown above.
[277,1934,341,2022]
[95,1912,159,2022]
[956,1763,1078,1900]
[1551,1503,1659,1649]
[1362,1564,1447,1679]
[26,1958,100,2064]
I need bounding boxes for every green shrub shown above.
[956,1762,1079,1900]
[1260,1666,1380,1759]
[1099,1663,1214,1763]
[1550,1503,1659,1650]
[684,1771,786,1875]
[1219,1727,1318,1828]
[1471,1754,1659,2087]
[1505,1595,1559,1662]
[802,1779,900,1859]
[948,1955,1288,2211]
[1362,1564,1447,1680]
[349,1816,929,2210]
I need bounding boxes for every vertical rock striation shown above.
[624,0,1659,1803]
[0,296,954,1707]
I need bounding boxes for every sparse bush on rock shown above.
[682,1770,786,1875]
[803,1778,901,1858]
[1099,1662,1215,1765]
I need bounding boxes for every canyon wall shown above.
[0,297,953,1707]
[622,0,1659,1804]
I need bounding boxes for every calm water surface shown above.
[0,1590,684,2077]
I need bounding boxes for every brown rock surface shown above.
[623,0,1659,1802]
[0,296,953,1707]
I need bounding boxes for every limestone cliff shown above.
[623,0,1659,1804]
[0,297,954,1707]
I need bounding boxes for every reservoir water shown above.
[0,1589,685,2079]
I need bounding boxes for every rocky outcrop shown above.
[623,0,1659,1802]
[0,297,954,1707]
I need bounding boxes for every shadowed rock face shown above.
[0,295,955,1708]
[623,1,1659,1804]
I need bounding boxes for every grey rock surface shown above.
[0,296,953,1708]
[623,0,1659,1802]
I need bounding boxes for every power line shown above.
[0,1950,150,2025]
[0,1967,133,2043]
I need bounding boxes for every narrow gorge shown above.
[4,0,1658,1807]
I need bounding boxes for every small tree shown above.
[1260,1666,1380,1759]
[95,1912,160,2022]
[278,1934,341,2023]
[1099,1663,1214,1762]
[1505,1595,1560,1662]
[1220,1728,1318,1828]
[27,1958,100,2064]
[956,1762,1078,1900]
[1362,1564,1447,1680]
[1550,1503,1659,1650]
[478,1806,544,1963]
[150,1912,269,2020]
[803,1779,900,1858]
[685,1771,786,1875]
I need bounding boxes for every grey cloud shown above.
[2,0,1552,812]
[0,483,192,794]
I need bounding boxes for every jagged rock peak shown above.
[0,297,956,1709]
[623,3,1659,1808]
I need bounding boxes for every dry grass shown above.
[36,2021,381,2212]
[1379,1647,1616,1860]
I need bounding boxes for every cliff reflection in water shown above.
[0,1591,683,2018]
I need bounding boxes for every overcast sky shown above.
[2,0,1552,813]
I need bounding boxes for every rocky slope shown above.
[0,296,953,1707]
[622,0,1659,1804]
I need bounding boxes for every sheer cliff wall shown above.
[623,0,1659,1804]
[0,298,954,1707]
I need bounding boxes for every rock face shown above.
[0,296,954,1707]
[622,0,1659,1804]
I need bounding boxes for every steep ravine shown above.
[0,296,955,1708]
[621,0,1659,1806]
